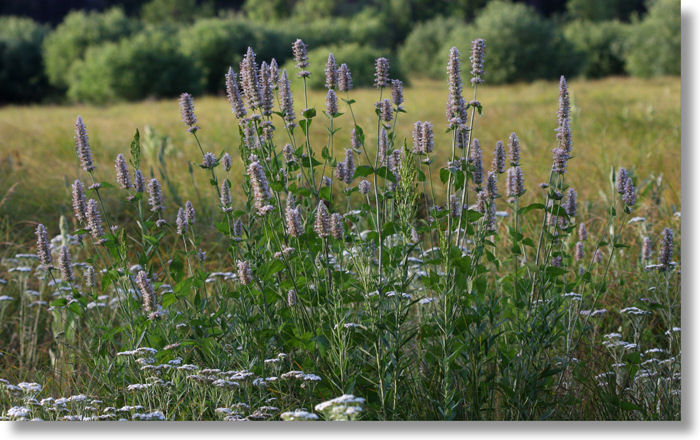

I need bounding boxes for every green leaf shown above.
[439,168,450,184]
[319,186,332,202]
[519,203,545,215]
[354,165,374,178]
[303,108,317,119]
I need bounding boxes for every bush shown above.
[67,28,204,104]
[441,1,580,84]
[43,8,135,90]
[0,16,49,103]
[141,0,214,25]
[624,0,680,77]
[564,20,626,78]
[282,43,407,90]
[398,16,465,79]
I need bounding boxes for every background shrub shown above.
[564,20,626,78]
[282,43,407,90]
[398,16,465,79]
[42,8,135,90]
[624,0,680,77]
[441,0,581,84]
[67,27,204,103]
[0,16,49,103]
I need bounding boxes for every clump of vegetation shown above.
[0,38,680,421]
[623,0,680,77]
[0,16,50,103]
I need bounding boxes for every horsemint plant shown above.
[0,38,680,421]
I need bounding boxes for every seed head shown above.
[279,70,296,128]
[359,179,370,195]
[147,178,163,213]
[374,57,390,88]
[72,180,87,222]
[338,64,352,92]
[330,213,344,240]
[35,224,52,266]
[134,169,145,193]
[225,67,247,119]
[178,93,198,132]
[74,116,95,172]
[86,199,104,240]
[470,39,486,85]
[220,181,232,212]
[470,139,483,187]
[391,79,404,108]
[565,188,577,217]
[115,154,131,189]
[508,132,520,166]
[237,261,252,285]
[314,201,330,237]
[292,39,310,75]
[325,53,338,89]
[326,89,338,116]
[642,236,652,261]
[575,241,584,261]
[287,289,298,307]
[659,228,673,270]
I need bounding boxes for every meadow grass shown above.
[0,48,681,422]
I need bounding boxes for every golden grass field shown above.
[0,76,680,241]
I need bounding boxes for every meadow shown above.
[0,42,681,421]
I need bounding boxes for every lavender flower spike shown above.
[330,213,344,240]
[374,57,390,88]
[36,224,52,266]
[74,116,95,172]
[565,188,577,217]
[492,141,505,173]
[508,132,520,166]
[326,89,338,116]
[616,167,628,194]
[237,260,252,285]
[392,79,404,108]
[279,70,296,128]
[470,39,486,85]
[659,227,673,270]
[86,199,104,240]
[247,161,272,215]
[412,121,424,154]
[422,122,434,153]
[286,205,303,238]
[225,67,247,119]
[325,53,338,89]
[136,270,159,319]
[58,246,73,282]
[292,39,310,77]
[641,236,652,261]
[220,181,232,212]
[314,201,331,237]
[115,154,131,189]
[470,139,483,187]
[134,169,145,193]
[338,64,353,92]
[446,47,465,125]
[72,180,87,222]
[379,99,392,123]
[176,207,187,235]
[178,93,198,132]
[240,47,263,110]
[147,178,164,213]
[623,176,637,206]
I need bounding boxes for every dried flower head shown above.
[178,93,198,132]
[114,154,131,189]
[237,260,252,285]
[326,89,338,116]
[659,227,673,270]
[35,224,52,267]
[279,70,296,128]
[86,199,104,240]
[508,132,520,166]
[338,64,352,92]
[314,201,331,237]
[642,236,652,261]
[492,141,505,173]
[225,67,247,119]
[147,178,164,213]
[374,57,389,88]
[72,180,87,222]
[58,245,73,282]
[74,116,95,172]
[470,39,486,85]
